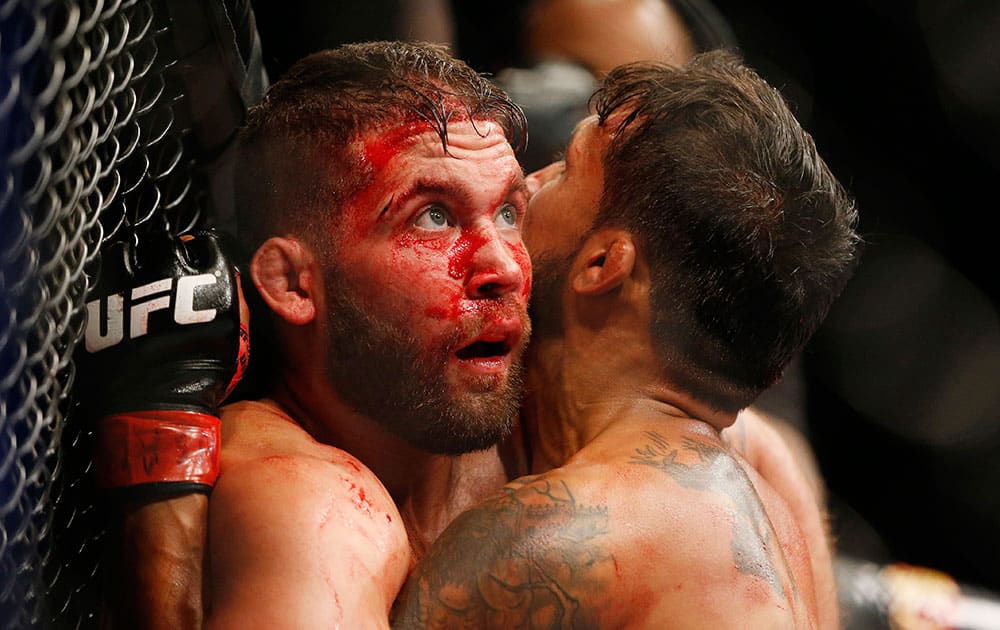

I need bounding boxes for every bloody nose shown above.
[465,232,525,299]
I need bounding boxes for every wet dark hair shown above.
[592,50,860,412]
[234,40,527,252]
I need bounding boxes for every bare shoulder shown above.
[725,408,838,629]
[393,426,815,629]
[392,470,615,629]
[209,400,409,629]
[215,400,401,537]
[626,424,828,628]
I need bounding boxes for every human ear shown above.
[571,231,636,296]
[250,237,317,325]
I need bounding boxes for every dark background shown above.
[246,0,1000,593]
[709,0,1000,593]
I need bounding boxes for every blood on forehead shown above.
[359,111,509,172]
[360,121,427,173]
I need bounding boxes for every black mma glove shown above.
[80,230,249,500]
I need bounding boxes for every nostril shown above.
[476,281,501,295]
[466,237,524,298]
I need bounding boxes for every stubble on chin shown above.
[322,281,526,454]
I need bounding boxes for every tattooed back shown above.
[393,416,821,629]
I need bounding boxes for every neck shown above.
[268,372,505,558]
[521,333,738,474]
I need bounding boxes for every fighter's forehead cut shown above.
[357,120,517,189]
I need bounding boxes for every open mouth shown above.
[453,321,520,370]
[455,339,509,360]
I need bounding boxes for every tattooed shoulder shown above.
[630,430,792,603]
[392,473,614,629]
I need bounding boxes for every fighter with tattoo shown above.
[95,42,852,628]
[392,51,859,629]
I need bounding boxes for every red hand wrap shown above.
[95,411,221,489]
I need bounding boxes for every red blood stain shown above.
[346,480,374,516]
[424,293,463,321]
[448,231,532,299]
[395,232,448,253]
[448,231,486,280]
[332,122,430,248]
[362,122,425,172]
[393,233,451,286]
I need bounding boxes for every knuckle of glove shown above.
[80,230,245,415]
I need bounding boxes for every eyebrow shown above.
[509,175,529,199]
[381,174,529,219]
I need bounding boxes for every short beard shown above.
[323,276,525,455]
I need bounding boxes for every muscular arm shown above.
[207,454,409,629]
[102,495,208,629]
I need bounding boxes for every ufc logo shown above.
[85,273,219,352]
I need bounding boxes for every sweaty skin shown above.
[394,415,818,629]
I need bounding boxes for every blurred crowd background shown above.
[245,0,1000,601]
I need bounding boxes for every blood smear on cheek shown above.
[393,235,450,286]
[424,285,463,321]
[395,232,450,257]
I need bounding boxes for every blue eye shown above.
[495,204,518,229]
[415,206,452,230]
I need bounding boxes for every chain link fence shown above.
[1,1,262,626]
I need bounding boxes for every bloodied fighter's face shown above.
[322,119,533,454]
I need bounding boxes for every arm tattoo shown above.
[631,431,790,600]
[392,475,611,629]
